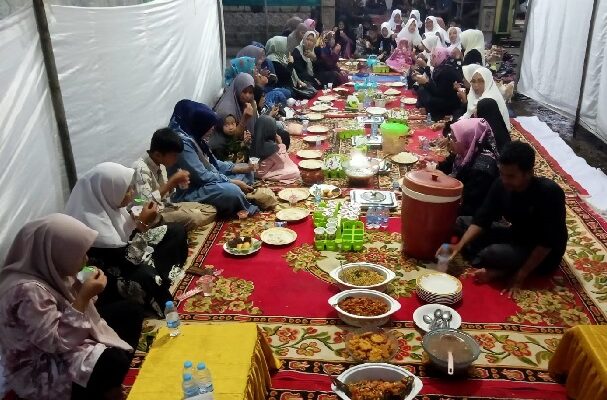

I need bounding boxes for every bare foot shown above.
[472,268,502,284]
[237,210,249,219]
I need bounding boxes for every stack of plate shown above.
[416,272,462,304]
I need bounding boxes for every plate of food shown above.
[276,207,310,222]
[298,159,324,169]
[223,236,262,256]
[345,328,399,363]
[331,363,422,400]
[303,113,324,121]
[391,152,419,164]
[307,125,330,134]
[303,135,328,145]
[328,289,401,328]
[260,227,298,246]
[384,88,401,96]
[277,188,310,203]
[296,149,323,159]
[310,104,331,112]
[366,107,387,116]
[402,97,417,105]
[318,95,337,102]
[310,184,341,199]
[333,87,349,94]
[387,81,406,88]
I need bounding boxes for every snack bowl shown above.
[332,363,423,400]
[328,289,401,328]
[329,262,396,292]
[342,159,381,187]
[344,328,400,363]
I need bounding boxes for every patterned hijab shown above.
[266,36,289,66]
[451,118,498,174]
[296,31,318,76]
[225,56,256,86]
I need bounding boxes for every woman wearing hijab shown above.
[424,16,448,45]
[397,18,423,49]
[66,162,188,316]
[387,9,404,34]
[386,37,415,73]
[379,22,396,60]
[335,19,354,59]
[283,16,303,36]
[292,31,323,89]
[236,45,292,103]
[0,214,144,400]
[460,66,511,131]
[476,98,511,151]
[314,31,349,86]
[224,56,257,86]
[439,118,500,215]
[212,73,257,159]
[447,26,462,53]
[409,9,423,32]
[168,100,258,219]
[460,29,486,65]
[304,18,317,31]
[250,116,300,183]
[288,23,308,54]
[266,36,317,100]
[414,46,462,121]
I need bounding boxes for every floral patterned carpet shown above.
[126,118,607,399]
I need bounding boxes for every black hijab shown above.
[250,116,278,160]
[476,98,511,152]
[462,49,483,66]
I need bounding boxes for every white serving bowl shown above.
[329,262,396,292]
[328,289,401,328]
[332,363,423,400]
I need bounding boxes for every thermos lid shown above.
[403,170,463,197]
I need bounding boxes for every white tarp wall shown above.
[48,0,225,174]
[518,0,607,143]
[0,4,69,260]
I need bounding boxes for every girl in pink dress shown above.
[386,37,415,73]
[251,116,301,183]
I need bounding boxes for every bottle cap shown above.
[165,300,174,308]
[441,243,449,249]
[184,361,193,368]
[183,373,192,381]
[197,362,207,370]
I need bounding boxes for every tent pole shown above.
[264,0,269,40]
[32,0,77,190]
[514,0,534,90]
[573,0,599,138]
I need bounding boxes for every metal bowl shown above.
[421,328,480,372]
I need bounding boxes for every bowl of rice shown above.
[330,262,396,292]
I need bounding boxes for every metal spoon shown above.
[331,376,350,396]
[442,310,453,328]
[423,314,434,326]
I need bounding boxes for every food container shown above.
[373,97,388,108]
[343,159,380,187]
[381,122,409,155]
[401,171,463,260]
[331,363,423,400]
[422,328,481,373]
[299,160,325,185]
[340,220,365,251]
[329,262,396,292]
[328,289,401,328]
[344,328,399,363]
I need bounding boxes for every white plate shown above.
[334,87,349,93]
[384,88,401,96]
[402,97,417,105]
[296,149,323,159]
[277,188,309,203]
[356,58,367,62]
[223,238,262,256]
[417,272,463,296]
[344,82,355,86]
[303,135,328,145]
[332,363,423,400]
[366,107,387,116]
[391,152,419,164]
[309,184,341,199]
[387,81,406,87]
[260,227,297,245]
[307,125,330,134]
[298,159,324,169]
[310,104,331,112]
[276,208,310,222]
[318,95,337,102]
[303,113,324,121]
[412,304,462,332]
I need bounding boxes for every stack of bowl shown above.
[416,272,463,304]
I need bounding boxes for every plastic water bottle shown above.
[363,91,371,108]
[370,121,378,138]
[436,244,451,273]
[365,207,376,230]
[379,207,389,229]
[182,373,199,398]
[195,362,214,395]
[165,301,180,337]
[426,112,432,125]
[183,361,194,376]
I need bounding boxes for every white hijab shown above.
[397,18,423,47]
[409,10,422,31]
[462,67,510,130]
[388,9,403,32]
[380,22,394,38]
[460,29,486,65]
[65,162,136,248]
[447,27,462,52]
[424,16,448,46]
[295,31,317,76]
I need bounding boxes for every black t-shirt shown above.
[473,177,568,255]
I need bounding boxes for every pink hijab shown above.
[451,118,495,173]
[431,46,451,67]
[304,18,316,30]
[0,214,132,350]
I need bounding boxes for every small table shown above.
[128,323,280,400]
[548,325,607,400]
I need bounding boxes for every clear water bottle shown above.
[165,300,180,337]
[195,362,214,395]
[379,207,389,229]
[182,373,199,398]
[426,112,432,125]
[435,244,451,273]
[302,119,309,134]
[365,206,376,230]
[370,121,378,138]
[183,360,194,376]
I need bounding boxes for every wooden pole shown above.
[32,0,77,189]
[573,0,599,137]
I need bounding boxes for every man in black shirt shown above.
[440,141,568,297]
